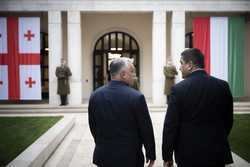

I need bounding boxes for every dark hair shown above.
[181,48,204,68]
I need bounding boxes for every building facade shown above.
[0,0,250,106]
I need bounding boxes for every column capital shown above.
[67,11,81,24]
[153,10,166,24]
[172,10,185,24]
[48,11,62,24]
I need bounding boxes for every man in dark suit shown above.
[88,57,156,167]
[162,48,233,167]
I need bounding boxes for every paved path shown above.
[41,112,249,167]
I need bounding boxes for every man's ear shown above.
[187,61,193,71]
[120,71,126,79]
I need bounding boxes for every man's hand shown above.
[146,158,155,167]
[163,160,173,167]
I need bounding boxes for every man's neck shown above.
[111,79,121,82]
[191,68,204,73]
[111,75,120,81]
[111,78,129,85]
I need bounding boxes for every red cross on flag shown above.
[0,17,41,100]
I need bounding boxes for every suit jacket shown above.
[55,65,72,95]
[88,80,156,167]
[162,70,233,166]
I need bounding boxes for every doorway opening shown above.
[41,32,49,100]
[93,31,140,90]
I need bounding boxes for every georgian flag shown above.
[0,18,8,99]
[19,17,40,53]
[0,66,8,99]
[0,17,41,100]
[0,18,7,54]
[20,65,41,100]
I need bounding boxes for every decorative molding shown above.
[0,1,250,12]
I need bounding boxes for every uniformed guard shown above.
[164,61,178,103]
[55,58,72,105]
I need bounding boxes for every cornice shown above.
[0,0,249,12]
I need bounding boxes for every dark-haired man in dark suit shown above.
[89,57,156,167]
[162,48,233,167]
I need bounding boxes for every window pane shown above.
[124,35,130,50]
[132,40,138,50]
[95,55,102,66]
[117,33,123,50]
[103,35,109,50]
[95,41,102,50]
[110,33,116,49]
[131,54,137,65]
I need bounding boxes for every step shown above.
[0,102,250,114]
[0,104,88,109]
[0,104,165,109]
[0,102,249,108]
[0,109,86,114]
[234,107,250,111]
[234,102,250,107]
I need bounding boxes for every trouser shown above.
[60,95,68,105]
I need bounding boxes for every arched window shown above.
[93,31,140,89]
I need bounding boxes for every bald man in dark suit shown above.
[89,57,156,167]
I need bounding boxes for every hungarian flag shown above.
[0,17,41,100]
[193,16,246,97]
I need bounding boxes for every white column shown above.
[67,11,82,105]
[48,11,62,105]
[152,11,166,106]
[171,11,185,83]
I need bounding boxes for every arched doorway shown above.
[93,31,140,89]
